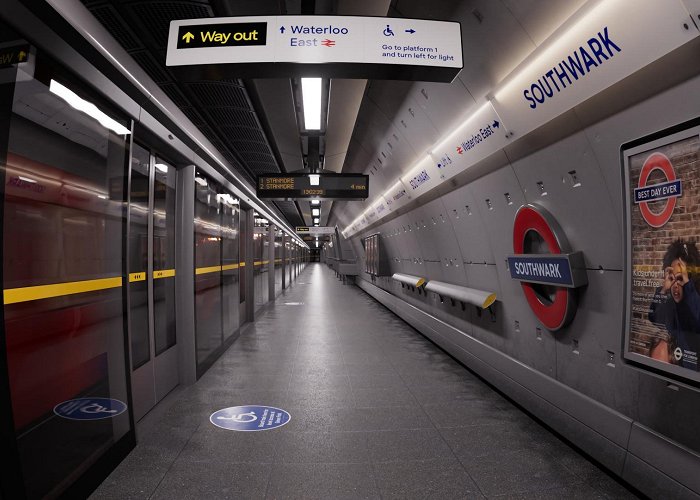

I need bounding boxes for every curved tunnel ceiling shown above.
[78,0,589,233]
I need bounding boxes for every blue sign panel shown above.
[633,179,682,203]
[508,255,574,287]
[53,397,127,421]
[210,405,291,431]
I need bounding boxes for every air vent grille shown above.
[206,108,258,128]
[180,107,206,127]
[247,161,279,174]
[240,152,276,165]
[221,125,266,143]
[231,141,273,155]
[159,83,189,107]
[186,81,249,108]
[87,4,143,52]
[274,201,304,227]
[131,51,171,84]
[129,1,213,49]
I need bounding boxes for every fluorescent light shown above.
[309,174,320,186]
[301,77,322,130]
[49,80,131,135]
[97,194,107,199]
[18,176,37,183]
[155,163,168,173]
[312,208,320,216]
[194,176,207,186]
[313,218,319,224]
[310,200,320,205]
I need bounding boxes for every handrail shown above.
[392,273,426,288]
[424,280,496,309]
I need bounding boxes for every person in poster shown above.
[648,240,700,370]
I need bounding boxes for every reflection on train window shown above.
[129,143,150,369]
[254,211,269,311]
[153,157,176,355]
[193,171,241,372]
[194,170,223,368]
[3,56,131,498]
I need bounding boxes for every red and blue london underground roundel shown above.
[633,152,682,228]
[511,204,585,331]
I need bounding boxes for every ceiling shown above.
[76,0,588,235]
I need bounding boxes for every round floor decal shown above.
[210,405,291,431]
[53,397,127,420]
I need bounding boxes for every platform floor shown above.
[92,263,637,499]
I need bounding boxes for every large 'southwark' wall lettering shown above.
[523,27,621,109]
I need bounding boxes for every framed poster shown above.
[623,118,700,387]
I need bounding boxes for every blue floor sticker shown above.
[210,405,291,431]
[53,397,127,420]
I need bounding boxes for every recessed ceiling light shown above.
[301,77,322,130]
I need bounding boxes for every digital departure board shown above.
[257,173,369,200]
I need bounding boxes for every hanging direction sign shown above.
[296,226,335,235]
[167,16,463,82]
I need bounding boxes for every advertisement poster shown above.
[624,121,700,384]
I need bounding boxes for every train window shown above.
[153,157,176,354]
[2,51,132,498]
[194,170,223,369]
[129,143,151,369]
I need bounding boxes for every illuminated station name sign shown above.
[257,173,369,200]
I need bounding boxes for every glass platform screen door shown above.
[128,144,178,420]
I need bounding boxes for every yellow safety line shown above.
[222,263,239,271]
[129,272,146,282]
[154,268,176,279]
[195,265,222,275]
[239,262,246,267]
[4,276,123,305]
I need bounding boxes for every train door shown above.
[128,145,178,421]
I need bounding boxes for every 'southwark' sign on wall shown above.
[509,204,588,331]
[508,255,581,288]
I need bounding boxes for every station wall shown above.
[343,38,700,500]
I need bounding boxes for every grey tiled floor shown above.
[92,263,638,499]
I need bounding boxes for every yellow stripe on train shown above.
[4,276,123,305]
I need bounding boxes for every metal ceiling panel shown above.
[85,3,144,51]
[325,79,367,171]
[185,81,249,108]
[450,0,536,100]
[131,50,171,84]
[128,1,213,50]
[501,0,588,46]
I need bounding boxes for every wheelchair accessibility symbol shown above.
[216,411,257,423]
[54,397,127,420]
[383,24,395,36]
[210,405,291,431]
